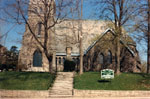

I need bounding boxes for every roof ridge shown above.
[84,28,135,57]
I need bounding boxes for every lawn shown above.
[74,72,150,90]
[0,71,55,90]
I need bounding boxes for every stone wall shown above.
[73,89,150,97]
[18,1,55,72]
[1,89,150,98]
[0,90,49,98]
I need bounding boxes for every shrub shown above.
[64,60,76,71]
[0,46,18,71]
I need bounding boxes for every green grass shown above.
[0,71,55,90]
[74,72,150,90]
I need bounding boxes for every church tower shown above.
[18,0,56,72]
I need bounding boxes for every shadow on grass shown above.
[123,73,150,85]
[130,72,150,79]
[98,80,111,83]
[0,78,7,81]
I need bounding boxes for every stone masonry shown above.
[18,0,142,73]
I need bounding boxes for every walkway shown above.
[49,72,74,98]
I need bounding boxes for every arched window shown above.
[59,57,61,64]
[108,51,112,64]
[39,7,43,13]
[99,53,104,64]
[33,50,42,67]
[35,7,38,13]
[38,22,42,36]
[72,58,75,62]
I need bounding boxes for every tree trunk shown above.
[147,0,150,74]
[79,0,83,75]
[116,36,121,74]
[48,55,53,73]
[79,35,83,75]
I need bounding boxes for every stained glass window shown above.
[33,50,42,67]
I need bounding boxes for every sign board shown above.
[101,69,114,79]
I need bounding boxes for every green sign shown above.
[101,69,114,79]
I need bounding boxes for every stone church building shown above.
[18,0,141,72]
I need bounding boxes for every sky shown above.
[1,0,95,49]
[0,0,147,62]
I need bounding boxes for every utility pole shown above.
[79,0,83,75]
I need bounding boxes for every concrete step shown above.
[49,94,73,98]
[49,72,74,98]
[49,91,72,95]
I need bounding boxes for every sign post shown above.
[101,69,114,79]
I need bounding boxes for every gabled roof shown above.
[84,28,113,55]
[84,28,135,57]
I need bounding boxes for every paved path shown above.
[49,72,74,98]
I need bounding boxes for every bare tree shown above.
[94,0,139,74]
[147,0,150,73]
[2,0,74,73]
[0,0,4,45]
[0,24,2,44]
[134,0,150,73]
[55,0,84,74]
[78,0,83,75]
